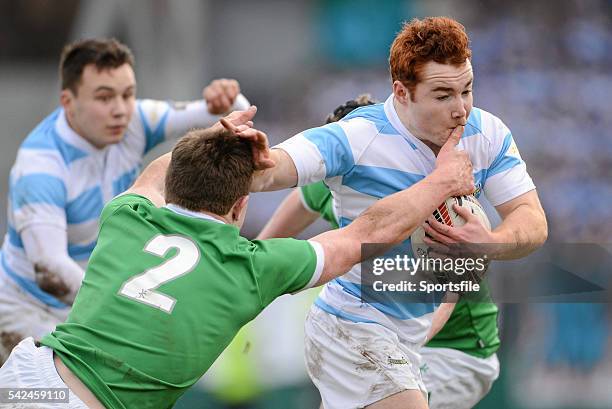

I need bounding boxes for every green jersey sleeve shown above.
[299,181,339,229]
[251,238,324,307]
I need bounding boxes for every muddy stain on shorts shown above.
[335,325,351,343]
[306,338,324,380]
[355,350,379,372]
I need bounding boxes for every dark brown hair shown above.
[165,128,255,215]
[326,94,377,124]
[59,38,134,93]
[389,17,471,100]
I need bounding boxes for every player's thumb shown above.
[440,125,464,154]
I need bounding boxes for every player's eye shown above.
[462,90,472,96]
[436,95,449,101]
[96,95,112,102]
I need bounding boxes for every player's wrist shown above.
[427,169,456,199]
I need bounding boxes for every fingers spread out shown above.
[219,117,239,134]
[217,105,275,170]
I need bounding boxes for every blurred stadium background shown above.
[0,0,611,408]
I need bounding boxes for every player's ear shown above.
[392,81,411,104]
[231,195,249,223]
[60,89,74,112]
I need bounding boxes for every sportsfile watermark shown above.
[359,242,612,304]
[0,388,69,403]
[370,253,488,293]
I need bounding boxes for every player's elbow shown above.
[532,206,548,248]
[536,214,548,247]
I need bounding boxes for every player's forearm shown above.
[257,189,319,239]
[22,225,86,304]
[165,94,250,140]
[426,298,457,342]
[490,203,548,260]
[311,171,456,286]
[350,170,455,247]
[250,149,298,192]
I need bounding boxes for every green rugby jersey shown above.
[300,181,339,229]
[41,194,322,409]
[300,182,500,359]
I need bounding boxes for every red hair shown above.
[389,17,472,100]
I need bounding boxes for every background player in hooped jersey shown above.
[0,106,474,408]
[259,95,501,408]
[0,38,249,363]
[246,17,548,409]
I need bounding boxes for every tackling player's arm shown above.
[257,189,319,239]
[310,127,474,286]
[124,152,171,207]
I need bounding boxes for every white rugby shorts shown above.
[0,337,88,408]
[304,304,427,409]
[420,346,500,409]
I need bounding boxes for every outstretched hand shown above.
[219,107,275,170]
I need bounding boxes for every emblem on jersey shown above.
[508,140,522,158]
[474,182,483,198]
[140,99,167,127]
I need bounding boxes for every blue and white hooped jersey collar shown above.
[383,94,443,162]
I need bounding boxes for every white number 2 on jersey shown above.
[118,234,200,314]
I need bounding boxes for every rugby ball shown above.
[411,194,491,258]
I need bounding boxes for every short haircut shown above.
[389,17,472,101]
[165,128,255,215]
[59,38,134,93]
[326,94,378,124]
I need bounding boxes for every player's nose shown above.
[451,102,467,120]
[112,96,128,117]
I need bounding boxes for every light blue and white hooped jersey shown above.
[0,96,249,309]
[277,94,535,344]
